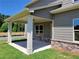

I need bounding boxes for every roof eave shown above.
[5,8,30,22]
[30,0,62,11]
[50,3,79,14]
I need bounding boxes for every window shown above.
[74,0,78,1]
[74,0,79,2]
[35,25,44,35]
[74,19,79,41]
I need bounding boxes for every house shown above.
[5,0,79,55]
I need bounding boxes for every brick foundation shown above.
[51,40,79,55]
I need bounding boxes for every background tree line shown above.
[0,13,24,32]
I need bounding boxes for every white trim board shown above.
[8,43,51,55]
[8,43,29,55]
[33,45,51,53]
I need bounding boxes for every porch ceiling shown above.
[5,8,52,23]
[33,16,52,23]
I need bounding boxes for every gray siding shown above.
[54,9,79,41]
[33,5,61,19]
[54,27,73,41]
[28,0,57,9]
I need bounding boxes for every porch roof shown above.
[50,3,79,14]
[5,8,51,23]
[5,8,30,22]
[26,0,38,7]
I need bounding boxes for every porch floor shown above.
[13,39,50,50]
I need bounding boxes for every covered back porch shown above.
[5,9,53,55]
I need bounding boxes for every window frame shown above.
[74,0,79,2]
[73,19,79,43]
[35,24,44,35]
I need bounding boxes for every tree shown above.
[12,23,18,32]
[0,13,10,32]
[0,22,8,32]
[0,13,9,26]
[12,23,24,32]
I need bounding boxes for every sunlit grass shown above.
[0,40,79,59]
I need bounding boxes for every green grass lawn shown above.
[0,40,79,59]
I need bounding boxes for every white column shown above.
[24,24,27,38]
[52,20,54,40]
[27,16,33,54]
[8,22,12,43]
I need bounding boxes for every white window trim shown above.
[73,18,79,43]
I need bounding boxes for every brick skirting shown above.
[51,40,79,55]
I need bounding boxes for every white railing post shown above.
[8,22,12,43]
[24,24,27,38]
[52,20,54,40]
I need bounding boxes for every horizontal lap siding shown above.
[34,5,60,19]
[54,27,73,41]
[54,9,79,42]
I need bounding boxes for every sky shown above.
[74,18,79,26]
[0,0,31,16]
[0,0,79,26]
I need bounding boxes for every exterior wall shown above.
[27,0,57,9]
[54,9,79,41]
[33,22,52,41]
[34,5,61,19]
